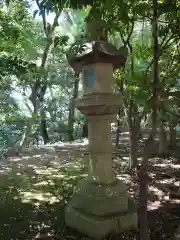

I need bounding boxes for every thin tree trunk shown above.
[18,118,34,152]
[19,126,29,149]
[116,76,124,147]
[169,124,176,146]
[75,121,81,138]
[28,9,60,143]
[128,101,140,169]
[158,108,167,155]
[158,123,167,155]
[20,89,38,149]
[116,108,121,147]
[40,108,49,144]
[138,0,159,239]
[68,75,80,141]
[40,118,49,144]
[129,126,138,168]
[82,119,88,138]
[68,104,74,141]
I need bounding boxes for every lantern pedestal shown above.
[66,179,137,239]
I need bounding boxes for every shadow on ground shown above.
[0,157,88,240]
[1,152,180,239]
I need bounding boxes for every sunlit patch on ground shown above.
[154,162,180,169]
[117,173,133,184]
[0,152,89,239]
[0,139,180,239]
[20,191,60,204]
[148,200,162,210]
[149,185,165,199]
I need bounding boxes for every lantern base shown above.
[65,179,137,240]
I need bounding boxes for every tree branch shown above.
[36,0,47,36]
[145,33,176,76]
[119,21,134,46]
[41,12,60,68]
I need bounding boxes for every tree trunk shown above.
[158,107,167,155]
[28,10,60,143]
[158,123,167,155]
[116,76,124,147]
[169,124,176,146]
[128,101,139,169]
[40,108,49,144]
[20,87,39,150]
[19,126,29,150]
[116,108,121,147]
[75,122,81,138]
[129,127,138,168]
[82,119,88,138]
[68,75,80,141]
[68,104,74,141]
[18,119,34,152]
[138,153,149,240]
[40,118,49,144]
[138,0,159,239]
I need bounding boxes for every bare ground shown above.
[0,135,180,239]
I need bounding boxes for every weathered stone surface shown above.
[76,93,121,116]
[87,116,116,184]
[65,178,137,239]
[68,179,128,216]
[65,193,137,240]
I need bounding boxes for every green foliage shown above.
[0,87,26,156]
[37,0,92,13]
[0,55,37,78]
[0,0,179,150]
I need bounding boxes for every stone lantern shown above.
[65,19,137,239]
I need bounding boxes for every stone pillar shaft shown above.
[88,116,115,184]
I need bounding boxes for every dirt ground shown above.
[0,135,180,239]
